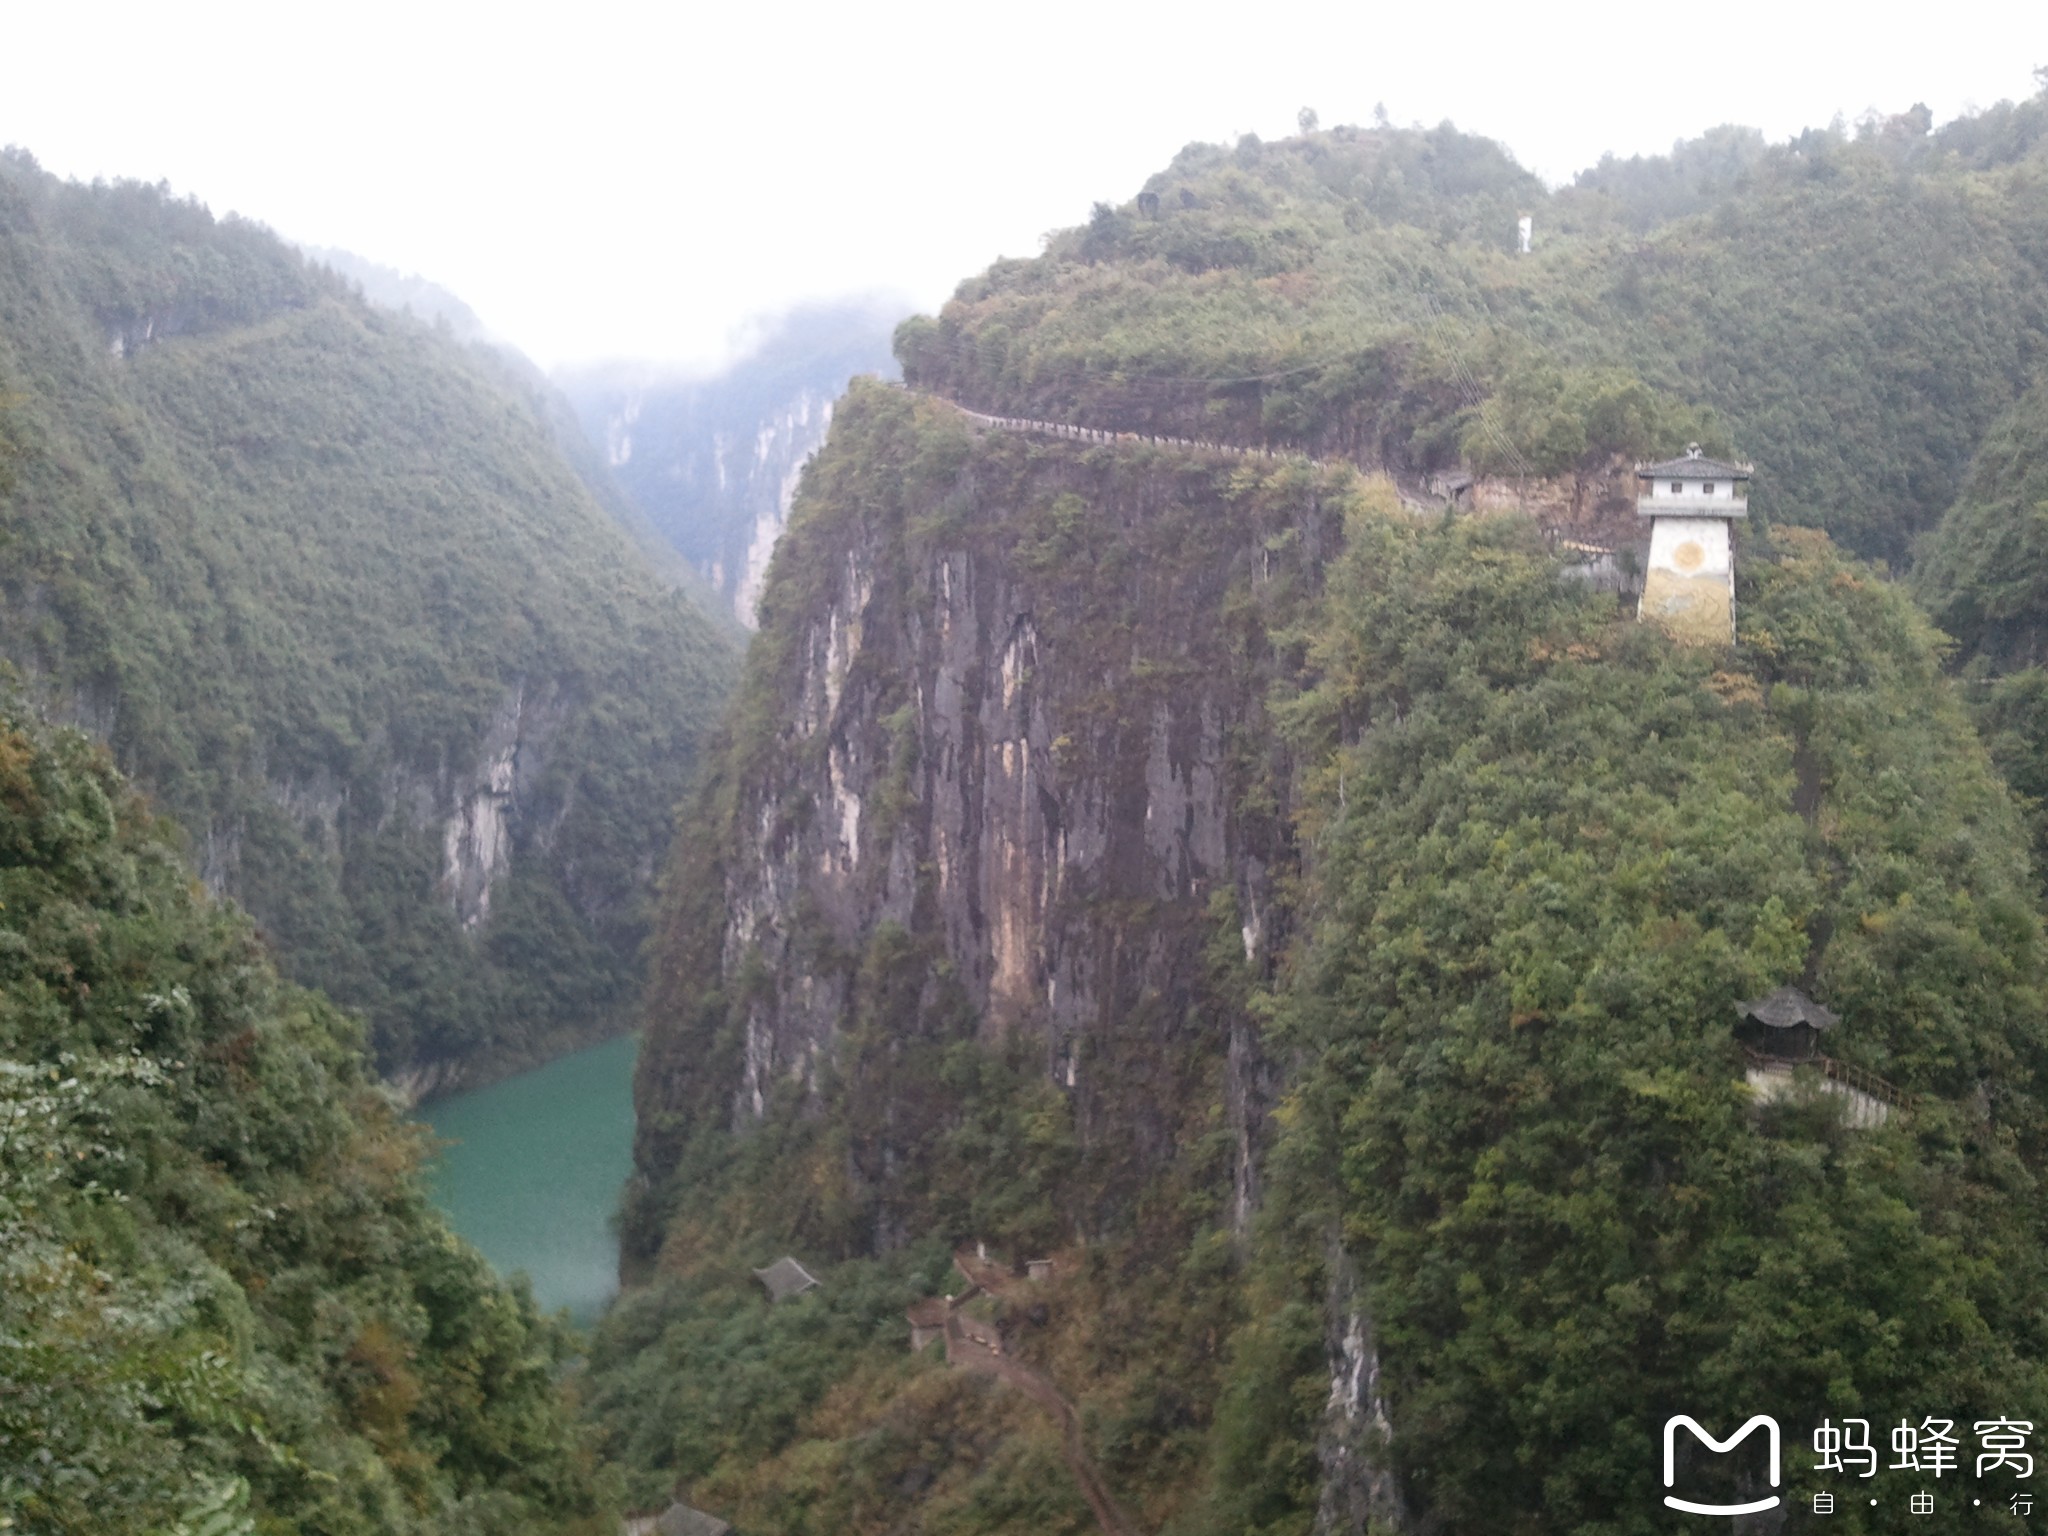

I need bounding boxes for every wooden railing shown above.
[1742,1047,1914,1113]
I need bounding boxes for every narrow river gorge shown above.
[420,1032,639,1322]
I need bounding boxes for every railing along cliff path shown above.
[898,385,1438,511]
[1741,1047,1914,1113]
[930,391,1330,465]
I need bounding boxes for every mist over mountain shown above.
[298,243,495,343]
[9,70,2048,1536]
[559,297,904,626]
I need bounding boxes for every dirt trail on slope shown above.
[940,1249,1144,1536]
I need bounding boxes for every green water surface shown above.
[421,1032,639,1322]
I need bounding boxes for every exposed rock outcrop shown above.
[634,383,1369,1268]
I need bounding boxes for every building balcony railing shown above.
[1741,1046,1915,1112]
[1638,495,1750,518]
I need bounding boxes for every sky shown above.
[5,1,2041,374]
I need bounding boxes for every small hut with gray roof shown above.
[752,1256,819,1303]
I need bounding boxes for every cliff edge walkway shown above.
[900,385,1441,513]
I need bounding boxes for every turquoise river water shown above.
[420,1032,639,1323]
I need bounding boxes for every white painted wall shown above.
[1645,515,1734,581]
[1644,476,1747,504]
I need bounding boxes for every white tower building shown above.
[1635,444,1751,644]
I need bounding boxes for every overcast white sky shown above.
[5,2,2040,373]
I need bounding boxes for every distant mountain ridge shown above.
[298,243,494,342]
[560,298,904,625]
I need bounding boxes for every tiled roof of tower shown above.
[1638,446,1753,480]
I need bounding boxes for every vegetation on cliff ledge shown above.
[608,376,2048,1533]
[0,701,609,1535]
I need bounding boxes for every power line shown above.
[1418,288,1537,479]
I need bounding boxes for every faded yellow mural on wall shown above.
[1635,445,1750,647]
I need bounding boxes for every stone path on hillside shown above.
[934,1248,1144,1536]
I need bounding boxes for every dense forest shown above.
[603,81,2048,1536]
[898,87,2048,565]
[0,701,610,1534]
[0,152,737,1085]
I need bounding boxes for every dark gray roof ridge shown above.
[1638,442,1753,480]
[753,1256,821,1302]
[1734,985,1839,1031]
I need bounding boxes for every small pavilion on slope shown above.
[1732,986,1910,1128]
[1734,986,1839,1062]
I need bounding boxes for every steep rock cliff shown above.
[618,382,1406,1530]
[633,383,1343,1240]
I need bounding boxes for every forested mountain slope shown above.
[1916,380,2048,898]
[602,93,2048,1535]
[0,151,738,1086]
[0,701,609,1535]
[900,95,2048,566]
[304,244,731,615]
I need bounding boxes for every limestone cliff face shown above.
[188,678,576,937]
[436,679,578,929]
[638,385,1337,1226]
[628,380,1428,1525]
[632,381,1408,1518]
[722,533,1244,1105]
